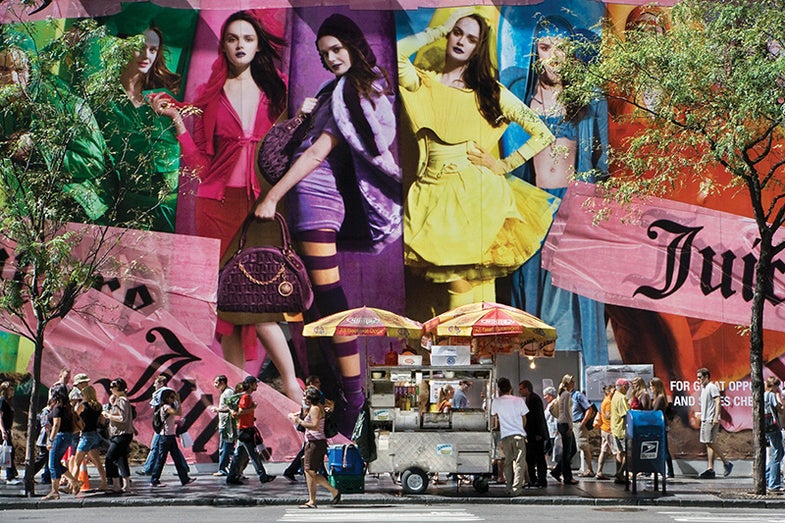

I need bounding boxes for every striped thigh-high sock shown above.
[299,230,362,411]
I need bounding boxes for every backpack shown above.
[665,401,676,423]
[584,403,598,430]
[324,411,339,438]
[152,404,165,434]
[765,398,781,433]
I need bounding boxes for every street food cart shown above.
[303,302,557,495]
[366,359,496,494]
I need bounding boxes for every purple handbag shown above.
[257,114,312,186]
[217,212,313,314]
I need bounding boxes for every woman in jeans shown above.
[149,389,195,487]
[102,378,134,494]
[764,376,784,492]
[551,374,578,485]
[44,390,81,499]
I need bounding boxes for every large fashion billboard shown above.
[1,0,782,465]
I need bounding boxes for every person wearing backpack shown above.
[149,389,196,487]
[138,375,190,477]
[571,386,595,477]
[764,376,784,492]
[225,376,276,486]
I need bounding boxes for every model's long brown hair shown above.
[457,14,505,128]
[140,27,181,96]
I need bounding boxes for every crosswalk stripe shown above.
[659,511,785,523]
[279,507,482,522]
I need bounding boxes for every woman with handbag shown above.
[101,378,135,494]
[254,13,400,428]
[0,382,18,484]
[150,11,300,401]
[288,386,340,508]
[551,374,579,485]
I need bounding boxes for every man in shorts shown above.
[610,378,630,484]
[697,367,733,479]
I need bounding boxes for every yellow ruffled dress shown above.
[399,31,559,283]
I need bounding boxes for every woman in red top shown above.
[151,11,300,400]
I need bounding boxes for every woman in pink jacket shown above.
[151,11,299,400]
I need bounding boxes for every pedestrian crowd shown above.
[2,364,784,502]
[484,367,783,496]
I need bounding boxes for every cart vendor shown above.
[453,380,472,410]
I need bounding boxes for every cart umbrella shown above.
[422,302,557,358]
[303,306,423,338]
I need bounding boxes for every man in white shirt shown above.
[697,367,732,479]
[491,377,528,496]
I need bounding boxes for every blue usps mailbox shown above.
[625,409,667,494]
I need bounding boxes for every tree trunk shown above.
[22,327,44,497]
[749,231,772,495]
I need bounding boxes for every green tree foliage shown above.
[0,18,173,496]
[560,0,785,494]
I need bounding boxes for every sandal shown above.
[42,492,60,500]
[71,479,84,494]
[299,503,317,509]
[330,492,342,505]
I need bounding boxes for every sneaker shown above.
[212,471,228,477]
[150,481,162,487]
[698,469,716,479]
[5,479,21,485]
[135,470,151,476]
[723,462,733,477]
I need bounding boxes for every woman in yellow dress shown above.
[399,9,558,308]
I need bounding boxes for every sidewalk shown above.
[1,460,784,510]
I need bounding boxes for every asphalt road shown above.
[5,505,785,523]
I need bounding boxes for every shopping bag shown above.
[552,433,563,463]
[179,431,194,448]
[0,442,12,468]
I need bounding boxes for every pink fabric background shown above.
[543,182,785,332]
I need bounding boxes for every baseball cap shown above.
[242,375,259,386]
[73,373,90,385]
[616,378,630,387]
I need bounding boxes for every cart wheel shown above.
[472,475,489,493]
[401,468,429,494]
